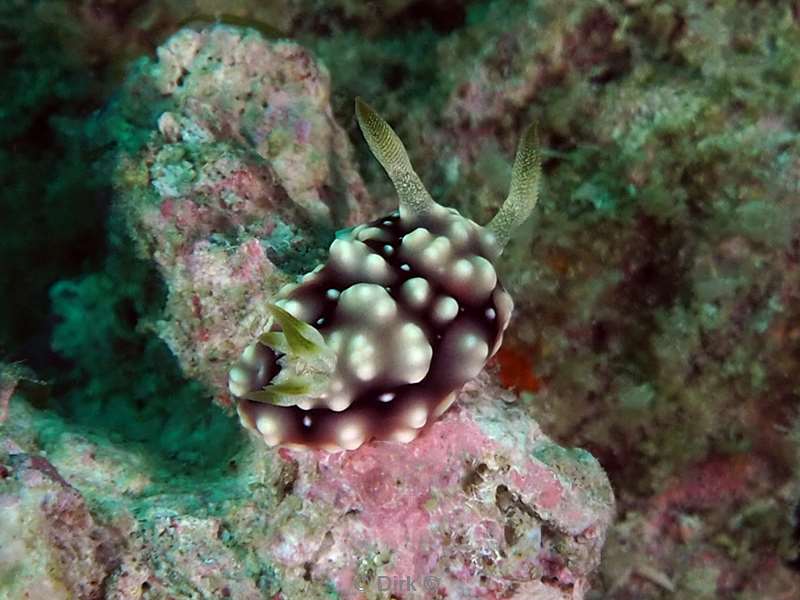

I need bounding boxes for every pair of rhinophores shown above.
[228,98,542,451]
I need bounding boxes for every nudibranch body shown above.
[229,99,541,451]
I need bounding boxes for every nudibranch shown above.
[229,98,541,451]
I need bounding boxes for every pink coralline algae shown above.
[0,444,124,600]
[0,377,612,599]
[267,375,613,599]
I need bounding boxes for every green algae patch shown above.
[47,250,243,479]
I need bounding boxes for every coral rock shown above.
[0,447,123,599]
[110,25,373,393]
[267,373,614,599]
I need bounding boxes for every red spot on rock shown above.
[191,294,203,318]
[545,249,572,275]
[217,393,233,408]
[160,199,175,219]
[234,239,268,281]
[20,455,74,490]
[652,453,762,532]
[244,239,262,258]
[493,344,541,393]
[357,465,395,507]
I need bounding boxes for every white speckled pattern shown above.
[229,98,540,451]
[233,209,510,450]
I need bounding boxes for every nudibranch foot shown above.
[228,98,541,451]
[238,387,455,451]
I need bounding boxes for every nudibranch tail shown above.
[486,123,542,252]
[229,99,541,452]
[355,97,436,220]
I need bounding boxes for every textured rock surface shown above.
[1,374,612,600]
[111,25,373,393]
[0,437,124,600]
[264,375,612,599]
[0,365,18,424]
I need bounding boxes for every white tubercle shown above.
[401,277,432,308]
[432,296,459,323]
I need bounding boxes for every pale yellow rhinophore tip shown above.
[355,97,436,219]
[355,97,408,172]
[486,122,542,252]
